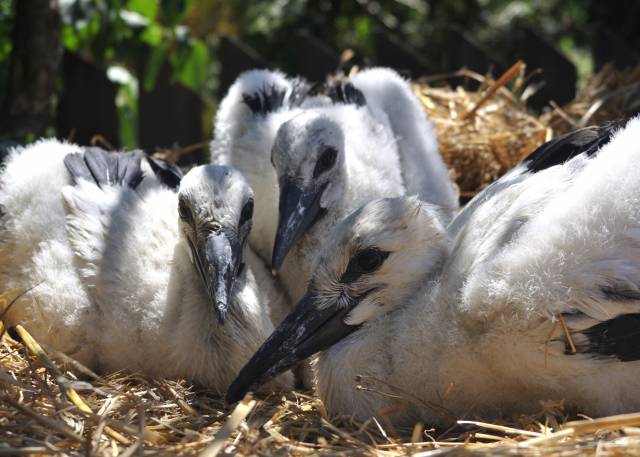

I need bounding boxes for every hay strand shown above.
[460,60,525,120]
[199,395,256,457]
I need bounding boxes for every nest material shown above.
[414,63,640,199]
[3,322,640,456]
[413,63,549,197]
[541,63,640,136]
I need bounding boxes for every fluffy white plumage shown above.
[0,140,292,394]
[229,117,640,424]
[348,68,458,212]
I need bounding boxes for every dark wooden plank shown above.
[218,35,267,99]
[443,27,507,89]
[56,51,120,147]
[137,56,204,165]
[502,26,577,111]
[292,30,339,81]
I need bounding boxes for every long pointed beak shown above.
[271,181,326,270]
[192,232,243,324]
[226,290,360,404]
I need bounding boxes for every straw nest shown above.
[413,61,550,199]
[414,62,640,199]
[541,63,640,136]
[3,320,640,456]
[3,63,640,456]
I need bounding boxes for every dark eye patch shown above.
[340,247,390,283]
[239,198,254,226]
[313,146,338,178]
[178,198,191,221]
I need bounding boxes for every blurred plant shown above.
[477,0,593,84]
[0,0,614,152]
[59,0,215,147]
[106,65,138,147]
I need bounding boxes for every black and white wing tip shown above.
[562,310,640,362]
[523,122,621,174]
[241,76,312,115]
[64,146,183,191]
[64,146,144,189]
[326,79,366,107]
[145,155,183,190]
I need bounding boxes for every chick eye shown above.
[239,198,254,226]
[341,247,390,283]
[178,198,190,221]
[355,248,387,273]
[313,146,338,178]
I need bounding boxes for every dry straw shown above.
[413,61,550,198]
[541,63,640,136]
[413,62,640,199]
[3,325,640,456]
[3,63,640,456]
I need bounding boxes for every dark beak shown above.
[226,290,360,404]
[271,181,326,270]
[192,232,244,324]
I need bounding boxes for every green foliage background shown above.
[1,0,638,149]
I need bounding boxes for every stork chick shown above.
[229,118,640,424]
[0,141,292,394]
[271,68,458,302]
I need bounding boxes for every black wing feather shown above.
[563,283,640,361]
[242,84,287,115]
[64,147,144,189]
[326,80,366,106]
[242,78,313,115]
[287,78,312,107]
[119,150,147,188]
[145,156,183,190]
[523,123,619,173]
[63,152,94,183]
[83,147,120,187]
[578,314,640,362]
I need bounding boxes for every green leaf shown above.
[141,23,163,46]
[0,39,10,61]
[127,0,158,20]
[109,65,139,148]
[170,38,209,92]
[354,16,372,51]
[62,24,80,52]
[161,0,185,27]
[74,14,101,49]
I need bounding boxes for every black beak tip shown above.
[225,381,248,405]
